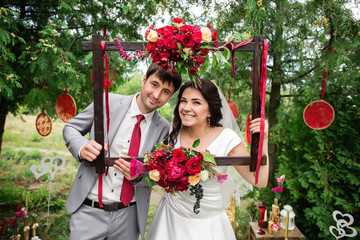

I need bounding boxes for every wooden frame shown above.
[82,35,266,173]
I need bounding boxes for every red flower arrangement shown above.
[143,17,220,85]
[271,174,285,200]
[130,139,228,214]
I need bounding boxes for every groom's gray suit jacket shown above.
[63,93,170,238]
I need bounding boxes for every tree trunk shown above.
[268,79,281,180]
[0,97,9,153]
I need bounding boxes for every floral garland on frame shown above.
[115,17,227,86]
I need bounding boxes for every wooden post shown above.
[250,35,264,172]
[91,35,105,173]
[82,35,267,171]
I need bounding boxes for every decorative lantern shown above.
[280,205,295,230]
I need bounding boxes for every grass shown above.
[0,114,258,239]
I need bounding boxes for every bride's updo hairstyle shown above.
[169,78,223,145]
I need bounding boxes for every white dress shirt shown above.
[87,94,154,202]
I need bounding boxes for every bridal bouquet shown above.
[144,17,220,85]
[130,140,228,214]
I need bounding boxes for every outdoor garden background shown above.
[0,0,359,239]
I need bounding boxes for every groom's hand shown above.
[80,140,103,162]
[114,157,135,181]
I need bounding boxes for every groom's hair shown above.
[169,78,223,145]
[146,63,182,93]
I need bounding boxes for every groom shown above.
[63,63,182,240]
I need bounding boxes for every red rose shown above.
[185,158,201,175]
[146,42,156,51]
[177,34,194,48]
[172,149,186,163]
[172,17,184,24]
[163,36,178,51]
[157,26,177,37]
[211,29,218,41]
[179,25,200,34]
[163,30,174,38]
[192,30,202,43]
[156,38,165,49]
[207,22,213,29]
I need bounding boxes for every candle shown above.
[25,192,29,214]
[0,217,7,238]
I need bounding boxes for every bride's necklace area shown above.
[180,126,222,151]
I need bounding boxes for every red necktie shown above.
[120,114,145,206]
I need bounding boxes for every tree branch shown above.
[282,64,320,84]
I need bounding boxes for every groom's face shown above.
[137,73,175,114]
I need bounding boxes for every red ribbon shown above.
[225,38,268,184]
[256,40,268,184]
[321,66,327,100]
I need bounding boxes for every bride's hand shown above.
[249,118,269,137]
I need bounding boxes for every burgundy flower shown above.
[207,22,213,29]
[191,42,200,51]
[170,52,182,62]
[189,66,198,74]
[9,219,17,226]
[201,48,209,56]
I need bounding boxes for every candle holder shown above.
[257,205,266,235]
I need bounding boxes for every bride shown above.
[146,78,269,240]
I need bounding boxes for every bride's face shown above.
[178,87,211,128]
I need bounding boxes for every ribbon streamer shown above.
[97,41,111,208]
[224,38,268,184]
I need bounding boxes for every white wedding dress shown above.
[146,128,241,240]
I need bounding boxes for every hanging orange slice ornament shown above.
[226,82,239,119]
[244,112,252,145]
[55,92,77,123]
[227,100,239,119]
[303,100,334,130]
[36,111,52,136]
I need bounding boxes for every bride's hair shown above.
[169,78,223,145]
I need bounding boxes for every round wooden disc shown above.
[303,100,335,130]
[55,93,77,123]
[36,113,52,136]
[227,100,239,119]
[245,112,252,145]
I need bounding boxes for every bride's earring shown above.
[207,117,211,128]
